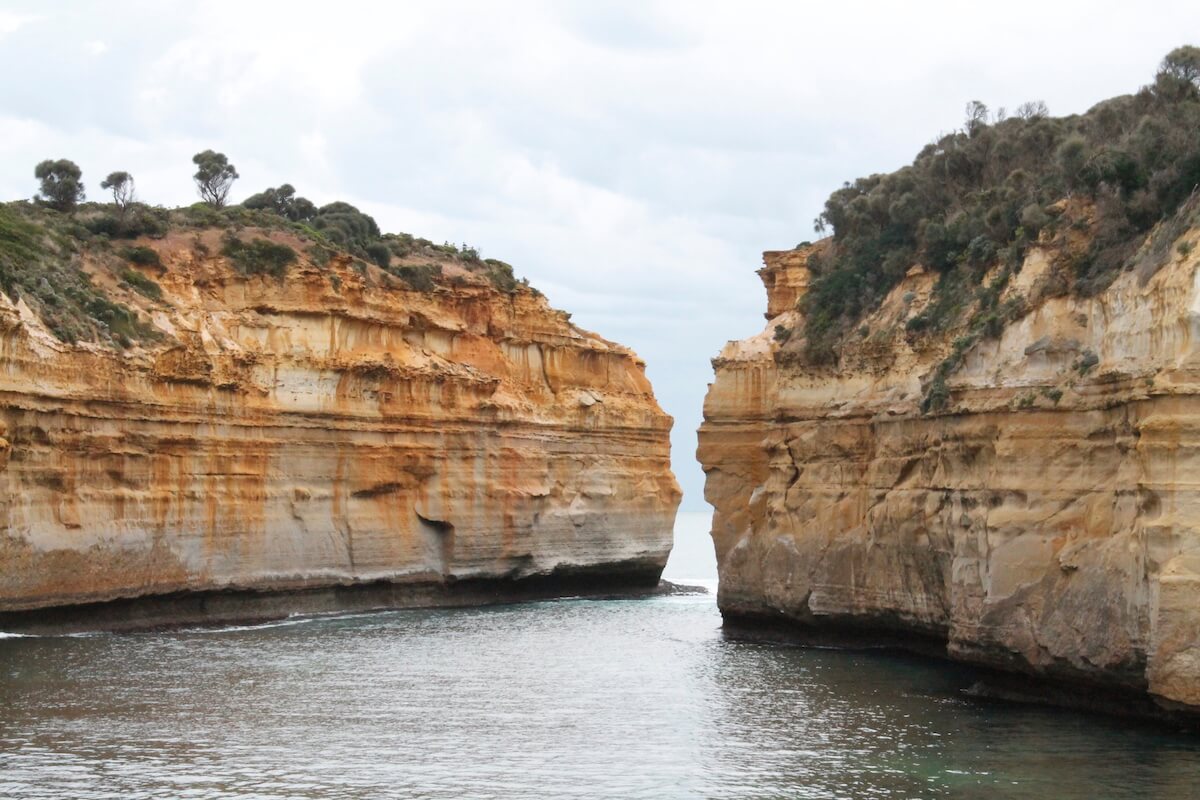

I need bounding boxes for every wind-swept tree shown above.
[964,100,989,137]
[100,171,136,219]
[192,150,238,208]
[34,159,85,212]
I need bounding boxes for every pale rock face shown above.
[698,234,1200,715]
[0,229,680,616]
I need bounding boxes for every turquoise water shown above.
[1,512,1198,798]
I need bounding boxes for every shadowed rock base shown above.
[722,612,1200,729]
[0,560,674,635]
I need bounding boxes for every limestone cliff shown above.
[0,219,679,626]
[698,214,1200,717]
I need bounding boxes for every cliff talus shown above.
[0,225,680,626]
[699,226,1200,717]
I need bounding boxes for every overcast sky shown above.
[1,2,1196,509]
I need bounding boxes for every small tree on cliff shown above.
[100,171,136,220]
[34,159,85,212]
[192,150,238,208]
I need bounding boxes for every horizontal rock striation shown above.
[698,227,1200,718]
[0,227,680,627]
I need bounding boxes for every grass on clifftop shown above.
[800,47,1200,365]
[0,203,156,346]
[0,195,539,348]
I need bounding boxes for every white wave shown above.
[177,608,394,635]
[176,617,317,635]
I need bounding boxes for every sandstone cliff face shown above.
[0,227,680,619]
[698,225,1200,715]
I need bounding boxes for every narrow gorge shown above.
[0,205,680,630]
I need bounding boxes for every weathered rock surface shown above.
[698,226,1200,717]
[0,228,680,625]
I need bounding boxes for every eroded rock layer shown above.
[0,228,680,622]
[698,227,1200,716]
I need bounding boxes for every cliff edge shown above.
[0,203,680,629]
[699,54,1200,720]
[700,218,1200,718]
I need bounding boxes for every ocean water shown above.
[2,511,1199,799]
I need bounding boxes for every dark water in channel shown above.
[2,513,1199,799]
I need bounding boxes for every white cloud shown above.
[0,0,1197,506]
[0,11,37,36]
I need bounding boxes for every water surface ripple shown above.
[2,585,1199,799]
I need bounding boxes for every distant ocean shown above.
[663,509,718,584]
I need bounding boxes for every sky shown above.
[1,1,1197,509]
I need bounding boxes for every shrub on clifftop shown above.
[801,45,1200,364]
[243,184,317,222]
[221,234,297,279]
[309,202,381,251]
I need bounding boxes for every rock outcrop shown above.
[698,221,1200,718]
[0,226,679,628]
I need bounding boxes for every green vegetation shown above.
[307,201,381,252]
[918,269,1027,412]
[1040,386,1064,404]
[119,268,163,301]
[192,150,238,208]
[34,159,85,212]
[365,241,392,268]
[920,333,978,413]
[221,234,297,278]
[482,258,518,292]
[1076,350,1100,374]
[388,263,443,291]
[803,46,1200,365]
[243,184,316,222]
[100,171,135,219]
[1,147,541,347]
[120,245,161,268]
[0,204,45,283]
[83,203,169,239]
[0,203,155,346]
[193,175,532,294]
